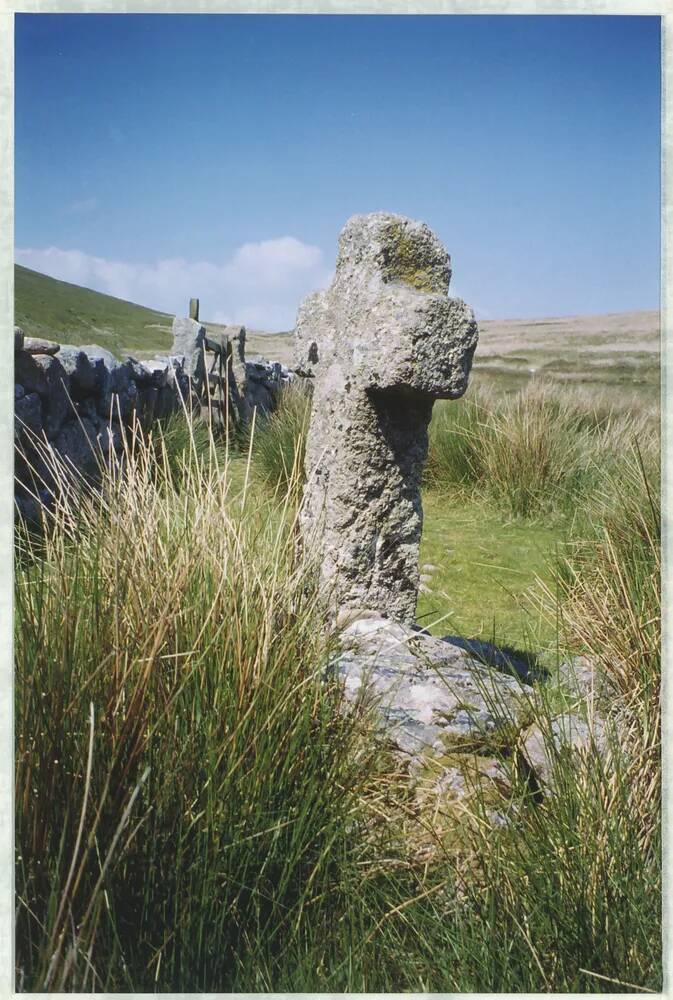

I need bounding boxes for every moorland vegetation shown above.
[15,364,661,991]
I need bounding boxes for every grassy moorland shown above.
[418,381,659,655]
[14,265,173,356]
[14,271,661,990]
[14,380,661,991]
[252,379,659,660]
[474,310,660,405]
[15,265,660,399]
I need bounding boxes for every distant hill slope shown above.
[13,265,292,362]
[14,265,174,356]
[474,309,660,400]
[14,265,660,402]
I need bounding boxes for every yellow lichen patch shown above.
[380,221,445,293]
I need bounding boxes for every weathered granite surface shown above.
[334,616,611,824]
[296,212,479,623]
[335,616,529,762]
[171,316,207,387]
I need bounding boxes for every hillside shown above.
[14,265,292,363]
[475,310,660,399]
[14,265,660,401]
[14,265,174,356]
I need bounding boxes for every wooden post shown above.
[189,297,200,321]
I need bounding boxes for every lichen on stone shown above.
[379,220,447,294]
[295,211,477,622]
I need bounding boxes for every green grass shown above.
[14,265,174,357]
[14,265,297,365]
[15,398,661,993]
[473,309,660,402]
[425,381,658,520]
[249,384,310,497]
[418,493,563,652]
[14,342,661,990]
[14,421,393,992]
[15,266,660,405]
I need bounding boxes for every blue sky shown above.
[15,13,661,330]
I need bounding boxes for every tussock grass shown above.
[14,383,662,991]
[14,417,392,991]
[551,445,661,850]
[427,380,659,519]
[250,383,311,498]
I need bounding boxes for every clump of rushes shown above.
[425,385,491,490]
[251,383,311,498]
[449,440,661,993]
[426,379,658,519]
[14,396,662,992]
[553,443,660,849]
[14,415,388,992]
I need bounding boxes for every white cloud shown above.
[15,237,333,332]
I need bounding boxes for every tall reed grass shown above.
[552,443,661,852]
[426,380,659,519]
[14,384,662,991]
[14,418,391,991]
[250,384,311,498]
[446,441,661,992]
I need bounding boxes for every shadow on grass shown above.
[440,635,549,684]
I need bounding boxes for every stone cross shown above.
[295,212,478,624]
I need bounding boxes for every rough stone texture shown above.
[335,617,528,762]
[108,364,140,421]
[140,360,170,389]
[14,315,295,522]
[171,316,206,386]
[123,356,155,387]
[53,418,102,478]
[296,212,478,623]
[228,328,254,420]
[15,353,48,398]
[166,360,193,408]
[77,344,120,375]
[58,347,98,398]
[243,358,283,414]
[15,392,43,441]
[23,337,61,356]
[334,616,612,838]
[519,713,608,789]
[33,356,71,439]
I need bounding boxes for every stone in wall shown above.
[13,312,292,523]
[58,348,99,398]
[33,356,71,438]
[171,316,207,387]
[14,392,42,442]
[23,337,60,356]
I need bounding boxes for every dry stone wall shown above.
[14,318,295,523]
